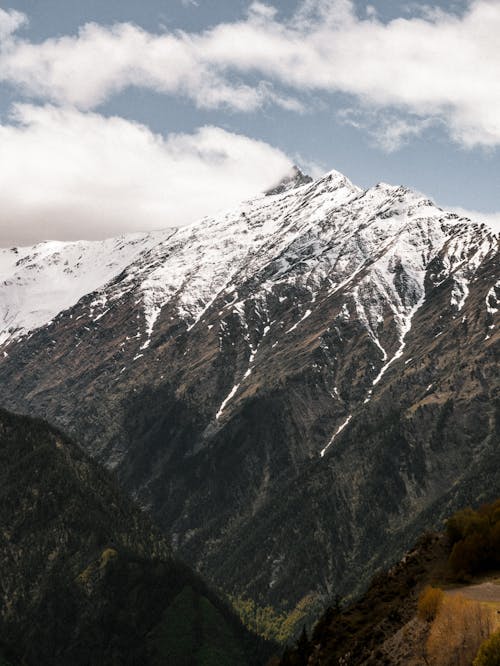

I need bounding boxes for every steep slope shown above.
[276,531,450,666]
[0,408,270,665]
[0,231,168,346]
[0,169,498,622]
[278,501,500,665]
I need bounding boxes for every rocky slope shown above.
[0,408,269,665]
[0,167,498,620]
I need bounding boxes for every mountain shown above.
[276,531,449,666]
[265,166,313,195]
[0,408,270,665]
[0,232,164,347]
[0,168,498,628]
[278,500,500,665]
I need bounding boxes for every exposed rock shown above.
[265,166,313,195]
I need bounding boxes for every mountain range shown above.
[0,166,498,631]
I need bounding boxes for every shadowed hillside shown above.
[278,501,500,665]
[0,408,272,665]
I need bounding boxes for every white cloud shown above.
[0,105,292,246]
[293,154,325,180]
[1,2,500,148]
[0,8,26,40]
[201,0,500,149]
[338,108,435,151]
[248,2,278,20]
[0,19,270,111]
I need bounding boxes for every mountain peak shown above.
[265,165,313,196]
[0,161,497,634]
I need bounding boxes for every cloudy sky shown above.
[0,0,499,245]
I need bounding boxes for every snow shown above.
[0,168,496,378]
[450,274,470,311]
[286,309,312,334]
[371,289,426,388]
[321,415,352,457]
[93,308,110,322]
[140,305,162,350]
[486,282,499,314]
[216,384,240,420]
[0,232,164,346]
[352,285,387,363]
[0,166,496,472]
[340,303,350,319]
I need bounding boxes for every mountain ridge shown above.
[0,167,498,623]
[0,169,496,357]
[0,407,272,665]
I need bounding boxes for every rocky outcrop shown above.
[265,166,313,195]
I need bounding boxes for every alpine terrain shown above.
[0,166,498,628]
[0,407,270,665]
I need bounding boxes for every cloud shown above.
[248,2,278,20]
[201,0,500,148]
[0,105,292,246]
[292,154,325,180]
[0,19,269,111]
[0,8,26,40]
[1,2,500,149]
[338,108,435,151]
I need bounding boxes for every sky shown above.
[0,0,499,245]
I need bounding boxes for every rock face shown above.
[0,408,269,665]
[265,166,313,195]
[0,169,498,616]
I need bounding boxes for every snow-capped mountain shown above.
[1,170,496,386]
[0,232,167,346]
[0,168,498,617]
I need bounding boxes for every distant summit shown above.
[265,165,312,195]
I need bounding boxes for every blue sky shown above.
[0,0,498,244]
